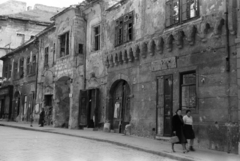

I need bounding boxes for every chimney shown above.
[27,6,32,11]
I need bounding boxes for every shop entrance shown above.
[109,80,130,133]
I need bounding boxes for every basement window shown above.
[115,11,134,47]
[59,32,69,57]
[165,0,199,27]
[180,71,196,109]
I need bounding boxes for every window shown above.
[13,60,18,80]
[4,62,8,78]
[59,32,69,57]
[8,63,12,79]
[32,55,36,74]
[180,71,196,109]
[79,44,83,54]
[115,11,134,47]
[165,0,199,27]
[27,57,30,75]
[44,47,49,67]
[93,26,100,51]
[53,43,55,64]
[19,58,24,78]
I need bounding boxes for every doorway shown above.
[110,80,130,133]
[0,99,4,118]
[44,95,53,125]
[79,88,99,128]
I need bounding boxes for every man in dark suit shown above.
[39,108,45,127]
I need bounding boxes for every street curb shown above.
[0,123,195,161]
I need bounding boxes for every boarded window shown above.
[59,32,69,57]
[180,71,196,109]
[93,25,100,51]
[115,11,134,47]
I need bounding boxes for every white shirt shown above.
[183,115,193,125]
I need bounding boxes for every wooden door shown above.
[163,75,173,136]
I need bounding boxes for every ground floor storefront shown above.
[0,85,13,120]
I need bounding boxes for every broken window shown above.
[115,11,134,47]
[59,32,69,57]
[19,58,24,78]
[180,71,196,109]
[26,57,30,75]
[44,47,49,67]
[166,0,199,27]
[93,25,100,51]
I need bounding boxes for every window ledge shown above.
[57,54,70,60]
[164,17,202,34]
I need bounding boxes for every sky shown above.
[0,0,84,8]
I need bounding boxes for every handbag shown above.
[170,136,179,143]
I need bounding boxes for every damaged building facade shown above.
[1,0,240,154]
[85,0,240,154]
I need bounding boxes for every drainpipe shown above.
[35,38,39,114]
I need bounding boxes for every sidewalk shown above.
[0,121,239,161]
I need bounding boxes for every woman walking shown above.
[171,109,188,153]
[183,110,195,151]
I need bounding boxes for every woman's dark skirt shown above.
[183,124,195,139]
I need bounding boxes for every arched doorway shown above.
[55,76,71,128]
[109,79,131,133]
[13,91,21,120]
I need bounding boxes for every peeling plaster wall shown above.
[53,8,86,129]
[98,0,239,154]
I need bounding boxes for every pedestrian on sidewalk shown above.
[183,110,195,151]
[39,108,45,127]
[171,109,188,153]
[30,113,34,127]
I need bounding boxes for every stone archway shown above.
[55,76,71,128]
[109,79,131,133]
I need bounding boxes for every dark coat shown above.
[172,114,187,144]
[39,110,45,124]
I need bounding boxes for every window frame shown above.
[93,25,101,51]
[32,54,36,75]
[115,11,134,47]
[19,58,24,78]
[26,56,30,75]
[59,32,70,58]
[13,60,19,80]
[165,0,200,28]
[8,62,12,79]
[179,71,197,110]
[44,47,49,67]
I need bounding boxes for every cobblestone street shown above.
[0,126,176,161]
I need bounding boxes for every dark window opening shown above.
[166,0,199,27]
[180,71,196,109]
[115,11,134,47]
[19,58,24,78]
[27,57,30,75]
[4,62,8,79]
[79,44,83,54]
[13,61,18,80]
[32,55,36,75]
[59,32,69,57]
[44,47,49,67]
[8,63,12,79]
[94,26,100,51]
